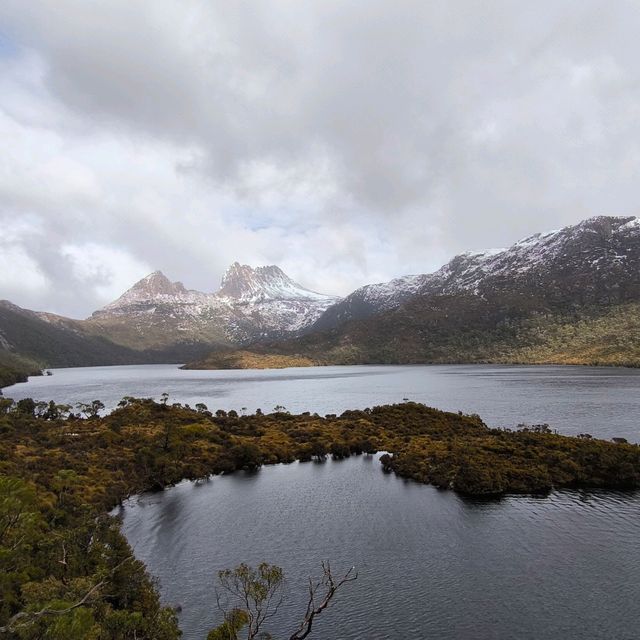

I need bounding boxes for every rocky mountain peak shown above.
[217,262,330,302]
[92,271,193,318]
[90,262,339,341]
[130,271,188,296]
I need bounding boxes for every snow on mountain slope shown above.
[97,271,214,318]
[84,215,640,349]
[310,274,431,331]
[310,215,640,331]
[218,263,332,302]
[431,215,640,300]
[90,263,340,345]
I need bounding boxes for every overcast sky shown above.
[1,1,640,318]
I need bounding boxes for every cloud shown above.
[60,243,152,302]
[1,1,640,316]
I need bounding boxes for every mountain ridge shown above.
[186,215,640,369]
[2,215,640,383]
[87,262,340,347]
[308,215,640,333]
[0,262,341,383]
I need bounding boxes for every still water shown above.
[9,363,640,638]
[6,363,640,440]
[118,454,640,640]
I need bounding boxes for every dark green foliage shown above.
[190,301,640,369]
[0,350,42,389]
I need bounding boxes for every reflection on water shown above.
[118,455,640,640]
[7,363,640,441]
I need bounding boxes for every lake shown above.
[117,454,640,640]
[8,363,640,638]
[5,363,640,441]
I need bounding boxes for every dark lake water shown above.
[6,363,640,440]
[9,363,640,638]
[117,454,640,640]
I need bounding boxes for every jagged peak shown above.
[221,262,290,287]
[143,269,167,279]
[92,271,192,317]
[218,262,332,302]
[128,271,187,295]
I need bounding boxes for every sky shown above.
[1,1,640,318]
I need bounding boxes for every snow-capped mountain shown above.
[88,263,340,347]
[95,271,213,318]
[311,274,430,331]
[311,215,640,332]
[429,215,640,302]
[219,263,331,302]
[186,215,640,369]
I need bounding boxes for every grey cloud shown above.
[2,1,640,316]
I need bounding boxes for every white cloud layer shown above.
[1,1,640,317]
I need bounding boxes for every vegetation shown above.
[0,351,41,389]
[0,301,219,376]
[0,397,638,637]
[184,351,321,370]
[83,312,230,356]
[209,561,356,640]
[184,302,640,370]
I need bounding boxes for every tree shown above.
[213,563,284,639]
[288,562,358,640]
[75,400,105,419]
[15,398,36,416]
[208,608,249,640]
[209,562,357,640]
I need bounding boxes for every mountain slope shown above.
[86,263,339,348]
[85,271,229,351]
[186,216,640,369]
[0,300,143,370]
[0,263,339,381]
[0,349,42,389]
[310,216,640,332]
[309,274,429,332]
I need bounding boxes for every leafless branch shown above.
[288,562,358,640]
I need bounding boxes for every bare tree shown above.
[210,562,357,640]
[288,562,357,640]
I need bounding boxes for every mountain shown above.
[186,216,640,369]
[85,271,228,353]
[309,274,429,332]
[4,217,639,381]
[0,262,339,385]
[0,348,42,390]
[311,216,640,331]
[87,263,340,349]
[0,300,148,384]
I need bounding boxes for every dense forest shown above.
[1,398,638,638]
